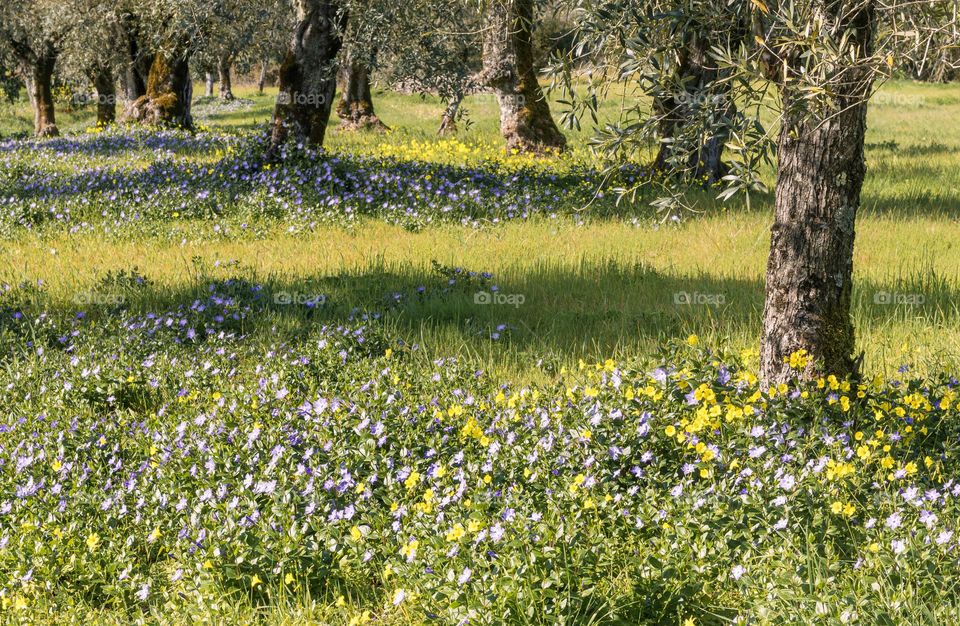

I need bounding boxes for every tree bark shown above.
[218,55,234,101]
[481,0,566,154]
[123,53,193,129]
[438,93,463,135]
[205,73,214,97]
[269,0,346,155]
[91,64,116,126]
[22,43,59,137]
[759,7,875,384]
[336,58,387,131]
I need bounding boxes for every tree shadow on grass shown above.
[3,260,958,373]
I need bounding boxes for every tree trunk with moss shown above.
[269,0,346,154]
[759,6,874,384]
[123,53,193,129]
[481,0,565,153]
[21,42,59,137]
[336,59,386,131]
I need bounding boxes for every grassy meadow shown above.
[1,80,960,625]
[2,80,960,380]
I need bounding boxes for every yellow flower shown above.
[148,527,161,543]
[831,501,843,515]
[664,425,677,437]
[86,533,100,551]
[285,572,295,585]
[785,349,811,369]
[350,525,363,542]
[404,470,421,490]
[686,334,699,347]
[251,574,263,588]
[446,524,466,542]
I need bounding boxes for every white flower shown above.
[891,539,907,555]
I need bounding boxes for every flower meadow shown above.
[3,275,960,624]
[0,126,649,237]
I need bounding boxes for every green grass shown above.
[1,80,959,382]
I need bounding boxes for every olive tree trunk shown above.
[119,15,152,102]
[123,53,193,129]
[205,72,214,97]
[759,9,875,384]
[269,0,346,154]
[91,64,116,126]
[218,55,235,101]
[481,0,566,153]
[22,43,59,137]
[336,59,387,131]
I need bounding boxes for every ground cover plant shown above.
[0,77,959,624]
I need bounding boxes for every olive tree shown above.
[556,0,959,383]
[0,0,73,136]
